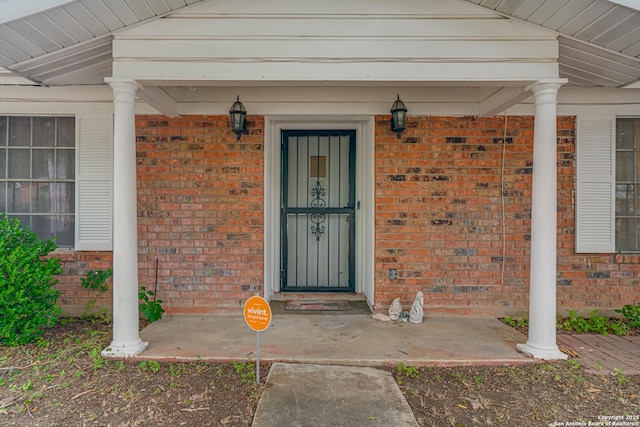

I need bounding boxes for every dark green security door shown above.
[281,130,356,291]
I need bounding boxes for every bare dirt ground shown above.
[395,361,639,427]
[0,319,265,427]
[1,318,639,427]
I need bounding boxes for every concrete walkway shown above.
[138,313,529,427]
[252,363,419,427]
[138,313,531,366]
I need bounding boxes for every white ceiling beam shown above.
[0,0,78,25]
[137,85,180,117]
[622,79,640,88]
[606,0,640,12]
[478,86,531,117]
[0,68,36,85]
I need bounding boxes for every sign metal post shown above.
[243,295,272,385]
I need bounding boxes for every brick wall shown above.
[374,115,638,317]
[135,115,264,313]
[558,254,640,312]
[55,251,113,316]
[374,115,539,315]
[52,113,639,318]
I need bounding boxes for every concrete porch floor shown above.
[137,312,532,366]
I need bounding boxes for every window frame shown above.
[0,115,76,248]
[614,117,640,252]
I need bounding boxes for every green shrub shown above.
[502,314,528,329]
[80,269,112,320]
[81,269,112,293]
[560,310,629,336]
[139,286,164,323]
[0,215,63,345]
[615,304,640,328]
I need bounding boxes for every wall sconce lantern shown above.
[390,94,407,139]
[229,95,247,141]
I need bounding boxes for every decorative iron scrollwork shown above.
[310,214,326,241]
[310,180,326,241]
[310,180,326,208]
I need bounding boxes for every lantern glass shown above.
[232,113,245,132]
[392,110,405,130]
[390,95,407,138]
[229,95,247,140]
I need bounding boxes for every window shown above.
[616,118,640,251]
[0,116,75,247]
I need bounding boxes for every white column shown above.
[102,79,148,357]
[517,80,567,361]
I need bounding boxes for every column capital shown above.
[526,78,568,94]
[105,78,140,100]
[526,78,567,106]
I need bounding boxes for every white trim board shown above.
[264,115,375,307]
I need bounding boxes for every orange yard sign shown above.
[243,296,272,332]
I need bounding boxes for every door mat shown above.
[284,300,352,311]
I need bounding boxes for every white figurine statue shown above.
[409,291,424,324]
[388,297,402,321]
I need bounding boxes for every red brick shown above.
[136,115,265,312]
[58,114,636,317]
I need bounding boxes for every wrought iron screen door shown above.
[281,130,356,291]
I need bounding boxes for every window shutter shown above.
[75,115,113,250]
[575,115,615,253]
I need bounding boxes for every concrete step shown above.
[270,292,367,302]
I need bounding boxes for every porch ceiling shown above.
[465,0,640,89]
[0,0,639,89]
[0,0,205,86]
